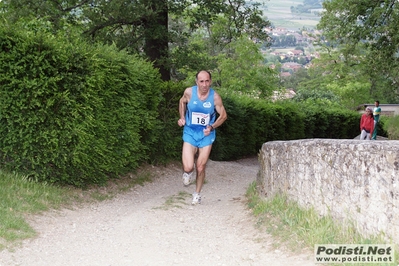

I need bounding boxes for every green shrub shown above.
[211,96,306,160]
[0,19,162,187]
[302,106,360,139]
[211,96,361,161]
[211,96,259,160]
[150,81,185,164]
[382,115,399,140]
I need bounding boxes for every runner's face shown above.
[196,72,211,92]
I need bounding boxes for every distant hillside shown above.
[252,0,322,30]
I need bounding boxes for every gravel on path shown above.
[0,157,315,266]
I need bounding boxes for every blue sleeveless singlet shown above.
[183,86,216,147]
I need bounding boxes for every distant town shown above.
[263,27,322,79]
[250,0,323,78]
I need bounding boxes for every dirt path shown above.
[0,157,315,266]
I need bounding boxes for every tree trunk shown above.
[144,0,170,81]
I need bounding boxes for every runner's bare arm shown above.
[178,87,192,127]
[210,92,227,129]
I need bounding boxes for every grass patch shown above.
[155,191,191,210]
[245,181,398,265]
[257,0,321,29]
[0,165,156,250]
[86,170,154,202]
[0,170,72,248]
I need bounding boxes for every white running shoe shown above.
[191,193,201,205]
[182,172,193,186]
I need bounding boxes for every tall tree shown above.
[82,0,170,80]
[1,0,271,81]
[317,0,399,102]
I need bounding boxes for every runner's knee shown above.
[195,163,206,173]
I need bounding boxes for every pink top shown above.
[360,113,374,133]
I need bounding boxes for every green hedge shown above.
[301,105,361,139]
[210,96,361,161]
[0,20,162,187]
[149,81,184,164]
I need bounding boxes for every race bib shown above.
[191,112,210,126]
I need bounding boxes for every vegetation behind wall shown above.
[210,95,362,161]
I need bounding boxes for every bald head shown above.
[195,70,212,81]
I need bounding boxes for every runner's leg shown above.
[182,142,197,174]
[195,145,212,193]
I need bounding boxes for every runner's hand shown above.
[178,118,186,127]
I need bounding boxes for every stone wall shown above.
[362,104,399,116]
[257,139,399,244]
